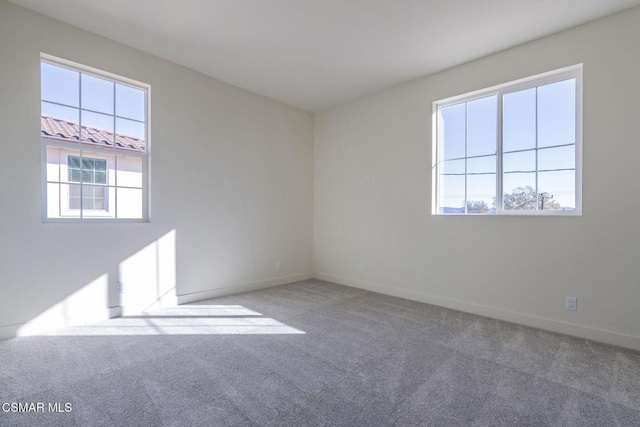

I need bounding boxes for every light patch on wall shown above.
[18,274,110,336]
[120,230,177,315]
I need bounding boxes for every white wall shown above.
[314,7,640,350]
[0,0,313,337]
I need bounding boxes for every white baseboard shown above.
[176,272,314,305]
[108,306,122,318]
[314,272,640,352]
[0,323,22,341]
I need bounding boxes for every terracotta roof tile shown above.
[41,115,145,152]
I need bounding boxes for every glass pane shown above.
[46,146,61,182]
[440,159,465,175]
[62,184,82,217]
[538,145,575,172]
[467,95,497,157]
[81,74,114,114]
[503,88,536,152]
[467,155,496,174]
[467,174,495,214]
[59,150,82,184]
[116,84,145,122]
[46,183,62,218]
[538,170,575,210]
[94,159,107,171]
[81,185,108,212]
[503,150,535,174]
[82,186,116,218]
[116,118,146,152]
[503,174,536,211]
[82,110,114,144]
[41,62,79,107]
[439,175,465,213]
[116,155,144,188]
[68,155,81,169]
[41,102,80,141]
[117,188,143,219]
[438,103,465,160]
[538,79,576,148]
[64,152,113,186]
[82,169,94,183]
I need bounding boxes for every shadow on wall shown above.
[18,230,178,336]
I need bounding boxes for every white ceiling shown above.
[10,0,640,112]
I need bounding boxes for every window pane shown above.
[440,159,465,175]
[467,154,496,214]
[439,175,465,213]
[116,117,146,140]
[467,174,495,214]
[438,103,465,160]
[116,155,144,188]
[538,145,575,172]
[41,62,79,107]
[82,110,114,144]
[503,88,536,152]
[41,102,80,141]
[538,170,575,210]
[503,174,536,211]
[467,155,496,174]
[67,153,112,185]
[538,79,576,148]
[63,184,82,216]
[81,74,114,114]
[81,185,109,213]
[47,183,62,218]
[46,147,61,182]
[503,150,535,174]
[116,84,145,122]
[117,188,143,219]
[467,95,497,157]
[83,186,116,218]
[61,151,82,183]
[82,169,94,183]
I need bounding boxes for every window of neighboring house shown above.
[67,155,107,210]
[433,65,582,215]
[41,54,149,221]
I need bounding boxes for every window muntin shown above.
[41,56,149,221]
[434,67,581,215]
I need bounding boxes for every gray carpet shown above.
[1,279,639,426]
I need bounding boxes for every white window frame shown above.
[40,53,151,223]
[432,64,583,216]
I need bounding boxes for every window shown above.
[433,66,582,215]
[68,155,107,210]
[41,54,149,221]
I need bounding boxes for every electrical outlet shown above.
[368,178,374,187]
[565,296,577,311]
[276,261,282,271]
[359,263,365,274]
[117,281,123,294]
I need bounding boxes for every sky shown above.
[438,78,576,211]
[41,61,146,142]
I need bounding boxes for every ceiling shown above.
[10,0,640,112]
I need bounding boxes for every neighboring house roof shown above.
[41,115,145,152]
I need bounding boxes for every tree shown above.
[465,200,489,214]
[503,186,561,211]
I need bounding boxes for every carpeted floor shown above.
[1,279,639,426]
